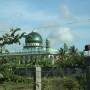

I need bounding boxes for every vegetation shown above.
[0,28,25,53]
[0,29,87,90]
[55,43,85,67]
[1,28,25,45]
[42,76,80,90]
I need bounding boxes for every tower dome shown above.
[25,31,42,43]
[24,31,43,47]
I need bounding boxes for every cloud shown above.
[60,5,71,19]
[60,4,90,25]
[48,27,74,47]
[22,11,58,21]
[59,28,74,43]
[0,22,11,36]
[0,1,58,23]
[60,4,79,21]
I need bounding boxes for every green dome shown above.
[25,31,43,43]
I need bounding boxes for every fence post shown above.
[34,66,41,90]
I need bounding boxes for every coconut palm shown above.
[2,28,26,45]
[10,28,21,37]
[58,43,68,60]
[3,28,26,45]
[69,46,78,55]
[0,28,26,53]
[56,44,85,67]
[56,44,69,67]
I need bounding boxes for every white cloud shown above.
[59,28,73,43]
[48,27,74,47]
[21,11,58,21]
[0,2,58,22]
[0,22,11,36]
[60,5,71,19]
[60,4,90,24]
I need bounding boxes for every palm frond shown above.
[10,28,21,37]
[19,32,26,38]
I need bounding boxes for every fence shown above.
[42,67,87,90]
[0,66,90,90]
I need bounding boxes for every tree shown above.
[69,46,78,55]
[3,28,26,45]
[0,28,26,53]
[56,44,85,67]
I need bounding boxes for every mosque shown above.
[20,31,58,64]
[22,31,57,54]
[0,30,58,65]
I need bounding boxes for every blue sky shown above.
[0,0,90,51]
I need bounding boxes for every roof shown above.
[25,31,43,43]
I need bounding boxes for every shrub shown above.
[63,76,79,90]
[42,76,80,90]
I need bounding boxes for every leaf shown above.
[10,28,21,37]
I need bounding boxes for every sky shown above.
[0,0,90,51]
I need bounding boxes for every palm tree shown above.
[56,44,69,67]
[10,28,21,37]
[3,28,26,45]
[56,44,85,67]
[58,43,68,59]
[69,46,78,55]
[0,28,26,53]
[0,28,25,46]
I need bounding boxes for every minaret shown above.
[46,38,50,53]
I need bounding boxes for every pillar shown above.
[34,66,41,90]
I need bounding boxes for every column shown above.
[35,66,41,90]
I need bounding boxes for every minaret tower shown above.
[46,38,50,53]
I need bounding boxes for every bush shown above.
[63,76,79,90]
[42,76,80,90]
[42,77,64,90]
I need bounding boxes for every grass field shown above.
[0,83,33,90]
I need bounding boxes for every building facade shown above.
[21,31,58,64]
[0,31,58,65]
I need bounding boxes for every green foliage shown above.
[42,77,64,90]
[0,28,25,46]
[76,75,87,90]
[10,75,33,84]
[56,43,85,67]
[0,64,33,84]
[63,76,79,90]
[37,58,52,67]
[0,81,33,90]
[42,76,80,90]
[25,55,53,67]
